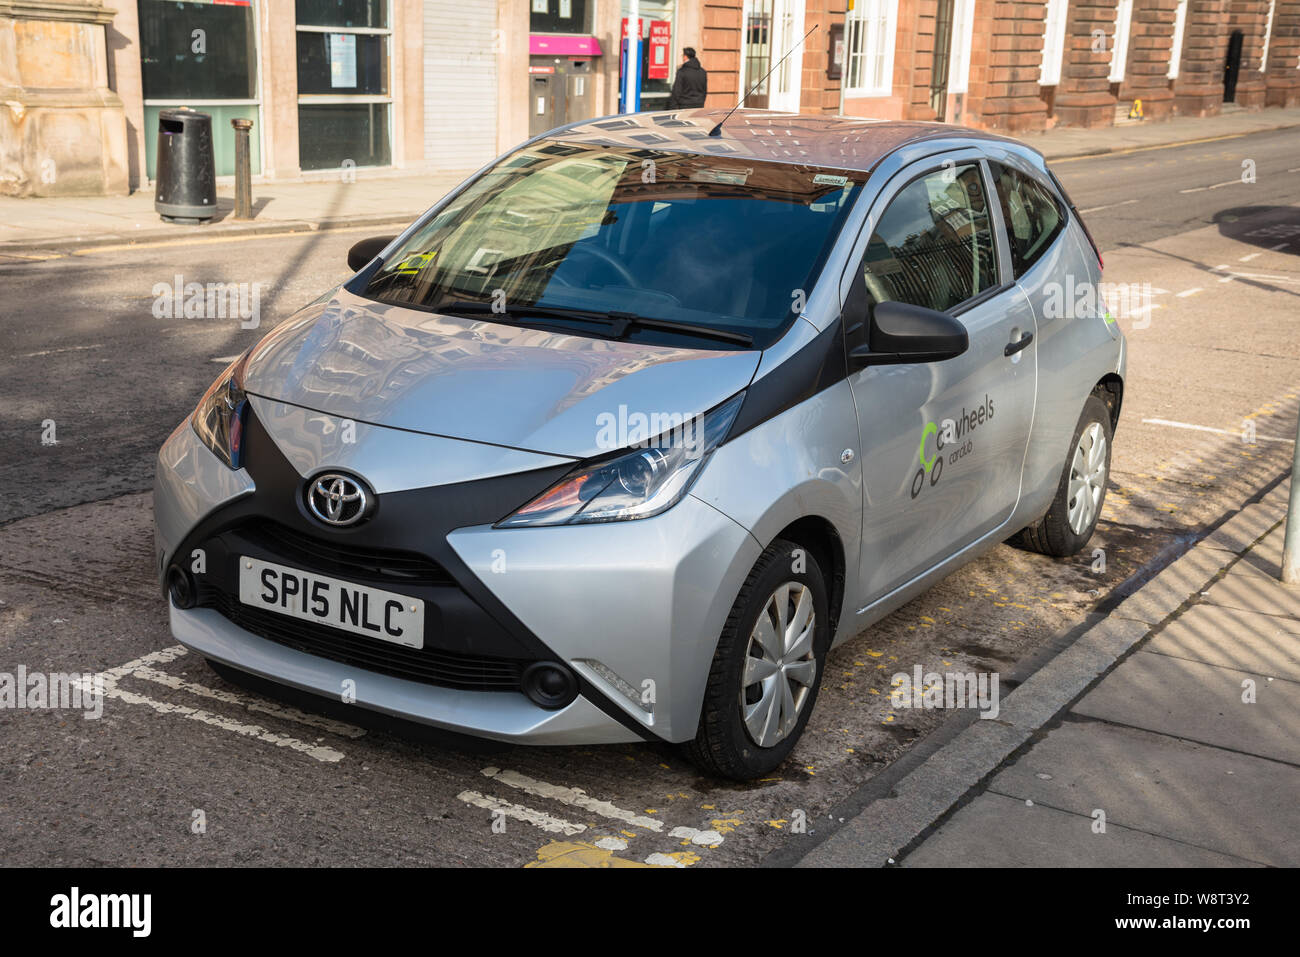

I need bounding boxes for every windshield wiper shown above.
[432,299,754,347]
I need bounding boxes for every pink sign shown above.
[529,35,602,58]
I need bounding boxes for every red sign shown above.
[620,17,646,40]
[528,65,555,74]
[648,20,671,79]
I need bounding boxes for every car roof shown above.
[546,108,1033,173]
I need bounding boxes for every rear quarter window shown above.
[989,161,1066,277]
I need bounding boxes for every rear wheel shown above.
[683,539,829,780]
[1013,393,1113,557]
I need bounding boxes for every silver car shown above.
[154,110,1124,779]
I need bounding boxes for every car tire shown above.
[683,538,830,780]
[1013,393,1113,557]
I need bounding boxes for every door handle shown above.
[1004,332,1034,357]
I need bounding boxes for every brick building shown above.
[5,0,1298,197]
[698,0,1300,133]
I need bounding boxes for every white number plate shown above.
[238,556,424,649]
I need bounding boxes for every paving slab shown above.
[1201,562,1300,619]
[901,791,1261,867]
[1201,502,1284,554]
[1073,651,1300,764]
[1111,543,1232,625]
[1144,603,1300,681]
[986,720,1299,866]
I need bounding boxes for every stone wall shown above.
[0,0,127,196]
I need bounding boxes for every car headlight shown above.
[498,392,745,527]
[192,352,250,470]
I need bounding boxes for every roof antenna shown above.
[709,23,819,137]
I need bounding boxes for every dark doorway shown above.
[1223,29,1244,103]
[931,0,955,120]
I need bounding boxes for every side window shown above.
[860,162,998,313]
[989,161,1065,276]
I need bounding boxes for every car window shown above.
[989,161,1065,276]
[860,162,998,313]
[361,142,869,349]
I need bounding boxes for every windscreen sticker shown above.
[813,174,849,187]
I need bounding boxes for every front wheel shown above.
[683,539,830,780]
[1013,393,1113,557]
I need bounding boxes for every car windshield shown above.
[361,141,868,349]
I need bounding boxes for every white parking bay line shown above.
[1142,418,1295,444]
[481,767,664,832]
[1079,198,1139,214]
[80,677,347,762]
[456,790,587,836]
[1239,252,1261,262]
[1270,243,1290,251]
[131,666,366,738]
[1175,288,1203,297]
[83,645,348,762]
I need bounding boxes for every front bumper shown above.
[154,398,761,745]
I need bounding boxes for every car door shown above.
[842,151,1039,605]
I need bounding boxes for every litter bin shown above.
[155,109,216,223]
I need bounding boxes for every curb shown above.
[1035,118,1300,161]
[766,472,1292,868]
[0,213,416,257]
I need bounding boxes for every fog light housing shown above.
[521,662,578,710]
[167,565,196,609]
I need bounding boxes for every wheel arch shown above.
[1093,373,1124,433]
[768,515,847,643]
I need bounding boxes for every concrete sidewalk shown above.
[0,169,469,256]
[793,480,1300,868]
[2,107,1299,257]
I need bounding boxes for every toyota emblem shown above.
[307,473,370,526]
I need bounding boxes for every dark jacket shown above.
[667,58,708,109]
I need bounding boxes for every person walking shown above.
[666,47,708,109]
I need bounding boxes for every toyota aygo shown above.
[154,110,1124,779]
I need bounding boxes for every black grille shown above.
[238,521,452,586]
[209,592,525,692]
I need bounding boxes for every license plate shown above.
[238,556,424,649]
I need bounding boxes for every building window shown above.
[844,0,897,97]
[1168,0,1188,79]
[137,0,262,179]
[623,0,677,110]
[531,0,591,34]
[296,0,392,171]
[1260,0,1276,72]
[947,0,975,95]
[1039,0,1069,87]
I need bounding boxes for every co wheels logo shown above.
[911,421,943,499]
[911,395,996,499]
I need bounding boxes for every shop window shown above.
[531,0,590,34]
[137,0,261,178]
[296,0,392,171]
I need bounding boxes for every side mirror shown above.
[849,300,969,368]
[347,235,397,272]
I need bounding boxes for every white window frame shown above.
[1260,0,1276,72]
[1039,0,1069,87]
[1109,0,1133,84]
[947,0,975,95]
[1168,0,1188,79]
[844,0,898,98]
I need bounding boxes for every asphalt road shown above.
[1,127,1298,867]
